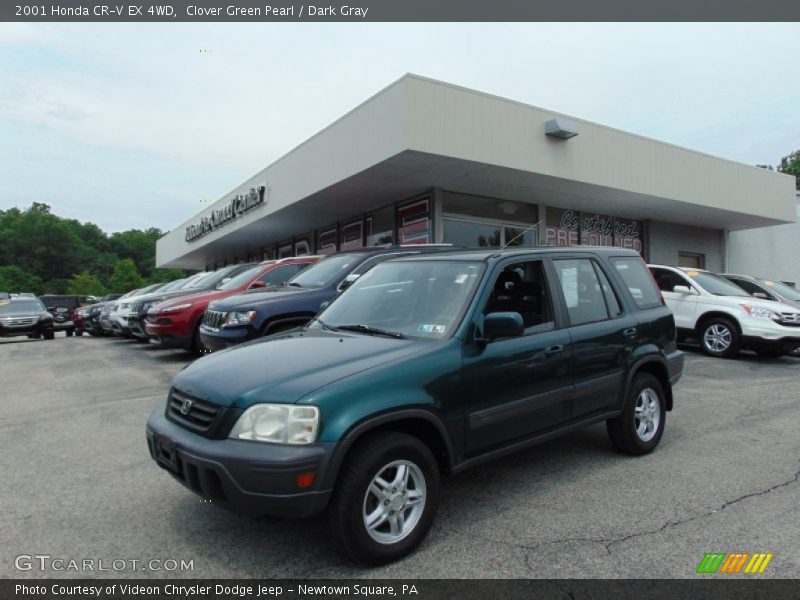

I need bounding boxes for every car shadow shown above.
[162,425,615,575]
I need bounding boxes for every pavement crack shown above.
[448,467,800,569]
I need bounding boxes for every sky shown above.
[0,22,797,234]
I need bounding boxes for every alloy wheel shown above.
[362,459,426,544]
[634,387,661,442]
[703,323,732,353]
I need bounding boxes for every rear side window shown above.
[553,259,611,326]
[612,258,663,308]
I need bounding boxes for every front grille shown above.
[0,317,37,327]
[129,302,144,315]
[779,313,800,326]
[203,310,227,330]
[167,388,221,432]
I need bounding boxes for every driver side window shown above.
[483,260,555,334]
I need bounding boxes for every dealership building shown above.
[156,74,798,284]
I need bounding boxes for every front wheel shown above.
[66,329,74,337]
[698,318,739,358]
[327,432,440,565]
[44,331,55,340]
[76,330,83,336]
[607,373,666,455]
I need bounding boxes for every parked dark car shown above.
[127,265,258,342]
[147,247,683,565]
[199,245,455,351]
[0,297,54,340]
[39,295,84,336]
[81,294,123,336]
[721,274,800,308]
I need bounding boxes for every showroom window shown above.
[340,220,364,251]
[546,208,644,255]
[365,205,395,246]
[678,252,705,269]
[397,198,431,244]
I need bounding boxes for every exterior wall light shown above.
[545,118,579,139]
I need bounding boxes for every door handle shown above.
[545,344,564,356]
[623,327,637,339]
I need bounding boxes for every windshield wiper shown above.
[336,324,405,339]
[309,316,339,332]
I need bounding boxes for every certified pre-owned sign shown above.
[185,185,267,242]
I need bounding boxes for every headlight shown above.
[159,302,192,314]
[229,404,320,444]
[224,310,256,327]
[740,304,780,321]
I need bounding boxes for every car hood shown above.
[209,286,310,311]
[132,287,213,305]
[172,329,423,408]
[157,288,224,309]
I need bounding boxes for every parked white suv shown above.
[648,265,800,358]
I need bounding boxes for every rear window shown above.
[611,258,663,308]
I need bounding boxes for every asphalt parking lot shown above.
[1,333,798,579]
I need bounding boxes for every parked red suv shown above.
[145,257,320,352]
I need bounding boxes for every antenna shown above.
[491,220,541,257]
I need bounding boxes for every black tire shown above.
[44,331,55,340]
[607,373,666,456]
[190,322,205,355]
[327,432,440,566]
[76,330,83,336]
[66,329,74,337]
[697,317,740,358]
[755,347,784,358]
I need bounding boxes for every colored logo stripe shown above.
[697,553,773,574]
[744,553,773,574]
[697,553,726,573]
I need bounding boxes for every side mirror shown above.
[338,273,360,292]
[479,312,524,343]
[248,280,266,290]
[752,292,770,300]
[319,301,330,311]
[673,285,694,295]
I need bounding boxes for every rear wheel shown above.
[698,317,739,358]
[66,329,74,337]
[327,432,440,565]
[607,373,666,455]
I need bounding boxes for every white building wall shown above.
[728,193,800,285]
[647,221,726,272]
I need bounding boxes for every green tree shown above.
[0,265,43,294]
[778,150,800,190]
[67,272,108,296]
[149,268,187,284]
[108,259,144,293]
[108,228,164,280]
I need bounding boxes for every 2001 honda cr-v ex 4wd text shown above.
[147,247,683,565]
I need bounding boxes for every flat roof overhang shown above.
[157,75,797,269]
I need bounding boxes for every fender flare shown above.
[320,408,456,490]
[625,354,673,411]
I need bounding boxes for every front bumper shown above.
[199,325,252,351]
[146,402,334,517]
[741,320,800,353]
[0,322,54,338]
[128,316,150,339]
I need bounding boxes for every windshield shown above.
[0,300,45,314]
[217,265,266,290]
[316,260,483,339]
[287,253,363,289]
[685,271,750,296]
[761,279,800,301]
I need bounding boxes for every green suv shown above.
[147,247,683,564]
